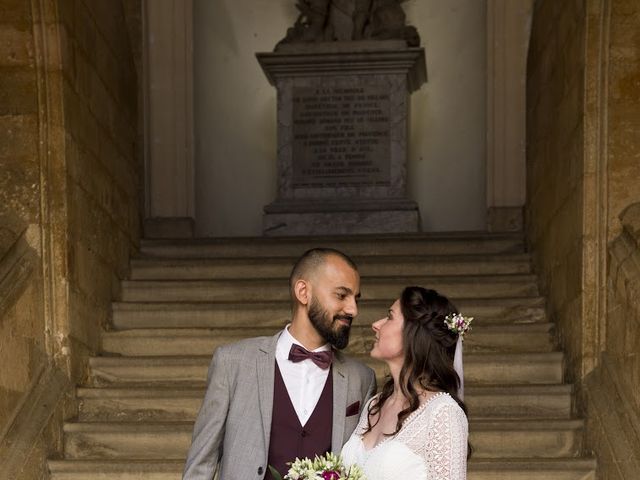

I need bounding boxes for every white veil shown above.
[453,336,464,400]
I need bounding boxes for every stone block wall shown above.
[57,0,141,377]
[0,0,142,477]
[526,0,587,382]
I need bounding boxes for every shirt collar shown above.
[277,324,332,359]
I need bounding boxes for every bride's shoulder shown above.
[420,393,466,418]
[427,394,468,428]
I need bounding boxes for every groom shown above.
[183,248,377,480]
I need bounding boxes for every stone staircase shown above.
[48,233,597,479]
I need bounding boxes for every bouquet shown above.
[269,452,366,480]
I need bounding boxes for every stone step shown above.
[77,387,204,423]
[101,323,556,357]
[88,352,563,387]
[111,297,547,330]
[467,458,597,480]
[139,233,526,259]
[119,275,540,302]
[470,419,585,458]
[129,253,532,280]
[465,384,572,419]
[47,458,596,480]
[76,384,573,423]
[48,460,184,480]
[61,418,584,460]
[62,422,192,460]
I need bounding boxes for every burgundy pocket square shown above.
[346,401,360,417]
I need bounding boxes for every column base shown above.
[487,207,523,232]
[143,217,195,239]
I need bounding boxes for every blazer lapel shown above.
[257,333,279,453]
[331,351,348,452]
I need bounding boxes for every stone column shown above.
[486,0,534,232]
[143,0,195,238]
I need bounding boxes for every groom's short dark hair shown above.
[289,248,358,297]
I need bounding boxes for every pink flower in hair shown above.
[444,313,473,339]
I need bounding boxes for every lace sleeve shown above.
[402,400,468,480]
[424,402,468,480]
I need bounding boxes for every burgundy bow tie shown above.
[288,344,333,370]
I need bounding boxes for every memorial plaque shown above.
[257,41,426,235]
[292,86,391,187]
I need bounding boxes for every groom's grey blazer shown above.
[183,331,377,480]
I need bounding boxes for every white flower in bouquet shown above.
[270,452,366,480]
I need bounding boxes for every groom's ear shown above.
[294,279,310,306]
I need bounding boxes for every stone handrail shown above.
[620,202,640,246]
[0,225,70,479]
[0,226,37,321]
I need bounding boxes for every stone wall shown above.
[526,0,588,383]
[57,0,141,377]
[0,2,63,476]
[0,0,142,477]
[527,0,640,477]
[606,1,640,240]
[583,1,640,477]
[0,0,40,417]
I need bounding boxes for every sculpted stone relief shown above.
[278,0,420,47]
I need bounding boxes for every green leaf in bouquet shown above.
[268,465,284,480]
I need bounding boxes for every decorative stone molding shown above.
[30,0,71,373]
[258,41,427,92]
[581,0,612,376]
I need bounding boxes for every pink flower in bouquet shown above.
[322,471,340,480]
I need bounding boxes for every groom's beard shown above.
[308,296,352,350]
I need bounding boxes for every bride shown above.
[341,286,470,480]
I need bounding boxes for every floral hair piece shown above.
[444,313,473,339]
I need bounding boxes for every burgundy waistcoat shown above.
[264,363,333,480]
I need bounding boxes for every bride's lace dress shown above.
[341,392,468,480]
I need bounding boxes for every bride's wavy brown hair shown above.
[365,286,472,457]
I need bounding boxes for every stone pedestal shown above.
[257,41,426,236]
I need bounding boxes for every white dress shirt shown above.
[276,325,332,426]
